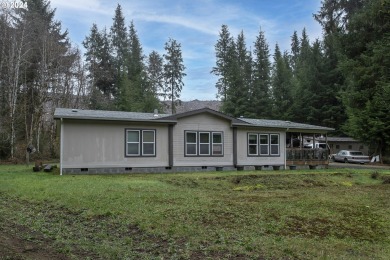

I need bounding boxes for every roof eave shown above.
[54,115,177,124]
[232,123,334,133]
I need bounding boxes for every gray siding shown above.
[236,128,286,166]
[172,113,234,166]
[62,120,169,168]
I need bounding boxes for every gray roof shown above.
[54,108,174,123]
[54,108,334,132]
[320,137,360,142]
[238,118,334,132]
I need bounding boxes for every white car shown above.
[331,150,370,164]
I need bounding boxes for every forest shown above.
[0,0,389,161]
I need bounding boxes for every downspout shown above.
[60,118,63,176]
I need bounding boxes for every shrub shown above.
[371,171,380,179]
[381,175,390,184]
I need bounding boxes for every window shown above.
[199,132,210,155]
[248,133,280,157]
[142,130,155,156]
[126,129,155,157]
[185,131,223,156]
[270,134,279,155]
[248,134,258,155]
[185,131,197,155]
[259,134,269,155]
[212,132,223,155]
[126,130,140,156]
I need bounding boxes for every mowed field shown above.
[1,165,389,259]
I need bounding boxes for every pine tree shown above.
[290,30,300,73]
[163,38,186,114]
[230,31,251,117]
[250,29,271,118]
[211,25,234,101]
[110,4,128,78]
[289,28,316,123]
[271,44,293,120]
[147,51,164,99]
[83,25,115,109]
[336,0,390,159]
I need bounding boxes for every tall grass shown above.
[1,165,390,259]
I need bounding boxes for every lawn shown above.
[0,165,389,259]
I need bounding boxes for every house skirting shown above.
[61,166,237,174]
[60,165,290,174]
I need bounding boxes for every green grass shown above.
[1,165,390,259]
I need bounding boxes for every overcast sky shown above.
[50,0,324,101]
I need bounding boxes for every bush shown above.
[381,175,390,184]
[371,171,380,179]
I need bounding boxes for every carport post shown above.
[60,118,63,176]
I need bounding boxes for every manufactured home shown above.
[54,108,333,174]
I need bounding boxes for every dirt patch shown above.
[0,193,253,259]
[275,212,387,241]
[0,220,69,260]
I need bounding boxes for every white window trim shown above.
[185,131,198,156]
[126,130,141,156]
[199,132,211,156]
[212,132,223,156]
[259,134,269,155]
[248,133,280,157]
[248,133,258,156]
[185,131,224,156]
[125,129,156,157]
[142,130,156,156]
[270,134,280,156]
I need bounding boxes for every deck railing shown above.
[286,148,329,165]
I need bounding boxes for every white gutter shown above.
[60,118,63,176]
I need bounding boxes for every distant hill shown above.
[161,100,222,114]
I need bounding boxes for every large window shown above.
[248,133,280,156]
[185,131,223,156]
[126,129,155,157]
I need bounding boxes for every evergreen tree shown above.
[163,38,186,114]
[314,9,347,132]
[220,39,239,116]
[290,30,300,73]
[83,25,115,109]
[116,21,160,112]
[289,29,316,123]
[230,31,251,117]
[117,21,143,111]
[20,0,74,148]
[147,50,164,99]
[110,4,128,79]
[337,0,390,159]
[250,29,271,118]
[211,25,234,101]
[271,44,293,120]
[127,21,143,79]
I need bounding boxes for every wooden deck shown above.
[286,148,329,166]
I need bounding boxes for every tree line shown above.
[0,1,185,161]
[212,0,389,159]
[0,0,388,161]
[0,0,87,160]
[83,4,186,114]
[212,26,346,130]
